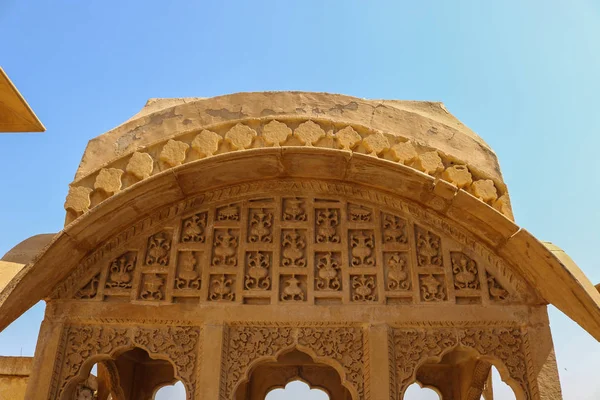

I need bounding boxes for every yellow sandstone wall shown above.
[0,357,32,400]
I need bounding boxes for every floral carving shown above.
[415,226,443,267]
[419,274,446,302]
[248,208,273,243]
[350,230,375,267]
[392,328,457,395]
[209,274,235,301]
[459,328,529,397]
[217,204,240,221]
[245,252,271,290]
[54,324,200,400]
[282,198,307,221]
[382,213,408,244]
[145,231,172,266]
[281,229,307,267]
[105,252,137,289]
[221,325,366,400]
[212,229,239,267]
[74,274,100,299]
[191,129,222,158]
[298,327,366,398]
[316,208,340,243]
[385,252,410,290]
[181,212,207,243]
[451,252,480,290]
[351,275,377,302]
[294,120,326,146]
[315,252,341,291]
[175,252,201,290]
[280,275,306,301]
[221,326,295,398]
[348,203,372,222]
[487,271,509,302]
[139,274,166,300]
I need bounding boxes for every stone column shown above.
[24,313,65,399]
[198,323,225,399]
[368,323,391,400]
[528,307,563,400]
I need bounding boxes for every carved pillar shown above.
[198,323,224,399]
[24,313,65,400]
[526,308,563,400]
[368,323,390,400]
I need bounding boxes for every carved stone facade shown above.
[63,194,521,308]
[6,93,585,400]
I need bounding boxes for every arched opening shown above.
[403,382,441,399]
[234,348,352,400]
[154,380,187,400]
[265,380,329,399]
[65,347,180,400]
[404,347,522,400]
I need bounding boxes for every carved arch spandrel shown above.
[48,324,201,400]
[390,325,537,400]
[54,181,537,306]
[220,323,369,400]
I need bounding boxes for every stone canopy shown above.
[0,92,599,399]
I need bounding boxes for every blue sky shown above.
[1,1,599,398]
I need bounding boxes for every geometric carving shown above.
[62,192,527,307]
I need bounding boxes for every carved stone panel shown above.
[221,324,368,400]
[50,324,201,400]
[64,191,530,306]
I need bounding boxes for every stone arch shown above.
[392,327,530,400]
[52,325,201,400]
[235,348,351,400]
[221,324,366,400]
[403,382,442,400]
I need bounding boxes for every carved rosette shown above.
[391,326,533,399]
[221,324,368,400]
[51,324,201,400]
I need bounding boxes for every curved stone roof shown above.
[64,92,512,225]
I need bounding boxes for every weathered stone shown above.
[335,126,362,150]
[442,165,473,189]
[159,139,189,167]
[294,120,325,146]
[262,120,291,146]
[389,141,418,164]
[469,179,498,203]
[414,151,444,175]
[94,168,123,194]
[225,124,256,150]
[362,132,390,155]
[64,186,92,213]
[191,130,222,157]
[126,152,154,180]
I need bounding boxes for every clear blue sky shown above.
[1,1,599,399]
